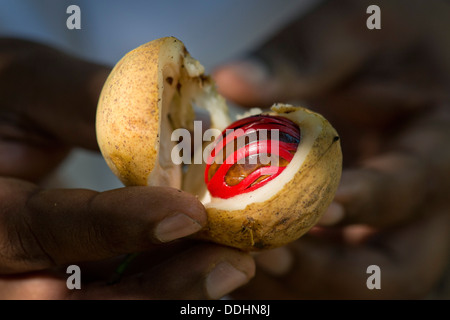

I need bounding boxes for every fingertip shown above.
[215,59,270,87]
[156,187,208,226]
[319,202,345,226]
[150,187,207,243]
[254,246,293,277]
[154,213,203,243]
[206,250,256,299]
[334,175,360,201]
[213,60,276,107]
[334,169,378,203]
[332,168,393,225]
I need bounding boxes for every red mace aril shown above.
[96,36,343,251]
[205,115,301,199]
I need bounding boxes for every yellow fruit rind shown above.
[96,37,188,187]
[197,107,342,251]
[96,37,343,252]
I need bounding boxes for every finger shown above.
[234,203,450,299]
[335,104,450,227]
[231,268,299,300]
[71,243,255,300]
[392,104,450,203]
[294,206,450,299]
[318,202,345,226]
[0,38,109,150]
[0,243,255,300]
[213,0,421,108]
[252,247,294,277]
[0,131,69,182]
[0,178,206,274]
[333,152,428,227]
[0,271,69,300]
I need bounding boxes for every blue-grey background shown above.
[0,0,320,191]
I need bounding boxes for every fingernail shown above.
[319,202,345,226]
[155,213,202,243]
[255,247,293,276]
[206,262,250,299]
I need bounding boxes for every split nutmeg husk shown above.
[96,37,342,251]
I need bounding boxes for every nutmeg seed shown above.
[96,37,342,252]
[205,115,301,199]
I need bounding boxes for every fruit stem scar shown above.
[242,217,255,246]
[250,229,254,246]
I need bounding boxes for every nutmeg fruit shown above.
[96,37,342,251]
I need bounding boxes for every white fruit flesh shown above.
[173,82,323,212]
[147,47,230,188]
[96,37,342,251]
[203,104,322,211]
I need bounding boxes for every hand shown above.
[213,0,450,299]
[0,38,255,299]
[230,203,450,299]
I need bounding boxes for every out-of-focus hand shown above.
[0,38,255,299]
[214,0,450,299]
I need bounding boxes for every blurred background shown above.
[1,0,450,300]
[0,0,320,191]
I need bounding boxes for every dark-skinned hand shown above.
[214,0,450,299]
[0,38,255,299]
